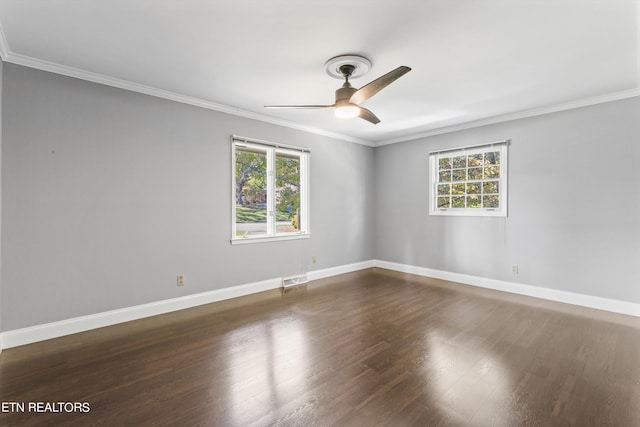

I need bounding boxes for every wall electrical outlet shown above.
[177,275,185,286]
[511,265,519,275]
[312,256,317,264]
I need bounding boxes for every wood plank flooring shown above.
[1,268,639,426]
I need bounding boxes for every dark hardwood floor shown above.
[1,268,639,426]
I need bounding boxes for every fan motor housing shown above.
[335,86,357,102]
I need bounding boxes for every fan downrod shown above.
[339,64,356,78]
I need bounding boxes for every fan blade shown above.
[264,105,333,109]
[349,66,411,105]
[358,107,380,124]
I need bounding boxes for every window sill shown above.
[429,209,507,217]
[231,233,311,245]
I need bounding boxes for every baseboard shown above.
[3,258,637,350]
[374,260,640,318]
[0,260,375,350]
[0,277,282,349]
[307,260,376,281]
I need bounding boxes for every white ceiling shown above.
[0,0,638,146]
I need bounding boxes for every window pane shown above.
[452,196,465,208]
[468,167,483,180]
[483,195,500,208]
[467,195,481,208]
[483,181,499,194]
[452,183,465,195]
[453,169,466,181]
[437,183,451,195]
[467,182,481,194]
[438,157,452,170]
[468,154,483,167]
[484,165,500,178]
[485,151,500,165]
[452,156,466,168]
[235,148,267,236]
[439,170,452,182]
[275,153,301,234]
[437,196,450,208]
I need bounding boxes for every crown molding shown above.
[377,87,640,146]
[1,41,637,149]
[2,51,374,147]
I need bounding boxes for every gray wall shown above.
[2,61,639,333]
[375,97,640,303]
[1,64,376,330]
[0,59,3,340]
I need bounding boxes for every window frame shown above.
[231,135,310,244]
[429,141,509,217]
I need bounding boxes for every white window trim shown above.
[231,135,310,244]
[429,140,509,217]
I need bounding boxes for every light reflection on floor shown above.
[424,330,514,424]
[225,317,309,425]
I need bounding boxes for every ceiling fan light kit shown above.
[334,103,360,119]
[265,54,411,124]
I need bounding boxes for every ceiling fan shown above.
[265,55,411,124]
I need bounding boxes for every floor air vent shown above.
[282,274,308,288]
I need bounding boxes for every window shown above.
[429,141,508,216]
[231,136,310,243]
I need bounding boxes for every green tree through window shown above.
[232,137,310,242]
[429,142,508,217]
